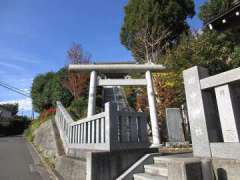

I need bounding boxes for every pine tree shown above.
[199,0,235,23]
[120,0,195,63]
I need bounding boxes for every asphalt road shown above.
[0,135,50,180]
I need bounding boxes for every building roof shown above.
[206,1,240,31]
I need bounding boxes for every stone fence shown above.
[55,101,149,153]
[183,66,240,160]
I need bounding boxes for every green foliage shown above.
[0,103,18,116]
[125,87,137,109]
[157,30,240,109]
[31,68,73,113]
[67,97,88,120]
[0,118,31,136]
[230,46,240,68]
[199,0,234,23]
[24,119,41,142]
[120,0,195,63]
[163,30,237,75]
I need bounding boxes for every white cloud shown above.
[0,49,40,65]
[0,62,25,71]
[20,88,30,93]
[0,98,32,112]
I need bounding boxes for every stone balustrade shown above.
[55,101,149,152]
[183,66,240,160]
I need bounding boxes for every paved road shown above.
[0,135,49,180]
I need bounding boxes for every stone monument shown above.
[166,108,189,147]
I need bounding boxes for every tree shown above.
[31,74,48,112]
[120,0,195,63]
[0,104,18,116]
[164,31,236,74]
[231,46,240,68]
[61,43,92,120]
[199,0,234,23]
[62,43,90,99]
[150,29,240,124]
[153,72,183,122]
[31,69,73,113]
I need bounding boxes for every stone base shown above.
[165,141,190,148]
[212,158,240,180]
[150,144,163,148]
[210,142,240,160]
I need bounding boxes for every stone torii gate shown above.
[69,63,166,146]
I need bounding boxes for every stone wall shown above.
[33,120,58,160]
[33,119,87,180]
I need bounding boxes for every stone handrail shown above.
[55,101,149,152]
[183,66,240,159]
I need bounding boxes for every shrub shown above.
[68,98,88,121]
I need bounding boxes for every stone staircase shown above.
[103,86,133,111]
[133,157,169,180]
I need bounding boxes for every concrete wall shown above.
[55,156,86,180]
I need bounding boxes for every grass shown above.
[35,144,56,170]
[24,113,55,142]
[24,119,41,142]
[24,118,57,178]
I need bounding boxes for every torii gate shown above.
[69,63,166,146]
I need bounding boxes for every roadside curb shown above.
[26,138,59,180]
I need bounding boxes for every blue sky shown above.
[0,0,206,115]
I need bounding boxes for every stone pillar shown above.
[183,66,212,157]
[88,71,97,117]
[215,85,240,142]
[145,70,160,145]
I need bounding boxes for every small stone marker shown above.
[166,108,185,142]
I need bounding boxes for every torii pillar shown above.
[146,71,161,145]
[88,71,97,117]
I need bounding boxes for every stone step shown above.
[134,173,167,180]
[144,164,168,177]
[153,157,170,167]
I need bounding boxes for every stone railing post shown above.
[215,84,240,142]
[183,66,211,157]
[104,102,117,151]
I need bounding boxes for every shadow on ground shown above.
[0,120,30,136]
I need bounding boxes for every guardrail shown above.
[55,101,149,152]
